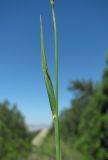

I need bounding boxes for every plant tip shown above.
[40,15,42,21]
[50,0,54,6]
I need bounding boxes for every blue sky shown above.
[0,0,108,125]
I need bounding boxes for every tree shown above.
[0,101,31,160]
[60,80,95,144]
[77,58,108,160]
[59,56,108,160]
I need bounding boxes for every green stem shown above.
[54,116,61,160]
[51,2,61,160]
[52,6,58,113]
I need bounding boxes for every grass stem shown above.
[40,1,61,160]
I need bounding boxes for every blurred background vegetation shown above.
[0,57,108,160]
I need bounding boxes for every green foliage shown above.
[0,101,31,160]
[33,133,83,160]
[58,58,108,160]
[105,52,108,65]
[60,80,94,143]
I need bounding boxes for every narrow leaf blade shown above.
[40,16,56,115]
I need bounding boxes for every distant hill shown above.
[27,124,50,132]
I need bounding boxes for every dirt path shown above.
[32,128,49,146]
